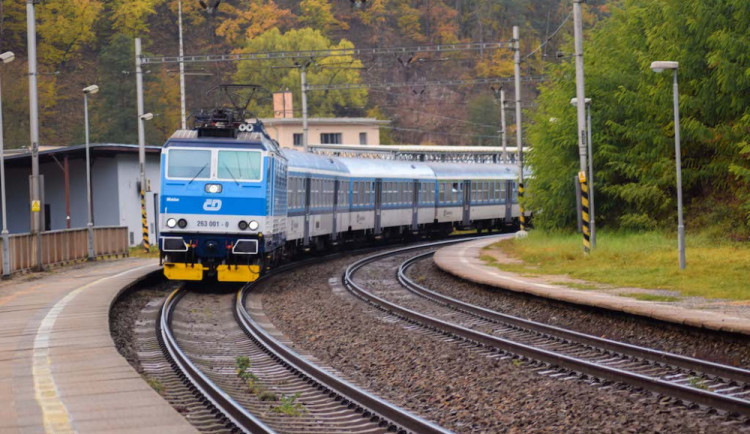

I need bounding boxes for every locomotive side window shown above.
[218,150,262,181]
[168,149,211,179]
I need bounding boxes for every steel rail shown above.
[237,278,451,434]
[343,242,750,417]
[399,251,750,385]
[159,288,274,434]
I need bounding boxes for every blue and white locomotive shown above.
[158,108,523,282]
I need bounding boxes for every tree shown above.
[466,93,500,146]
[526,0,750,236]
[299,0,348,35]
[233,28,367,118]
[214,0,293,46]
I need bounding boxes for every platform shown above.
[434,235,750,336]
[0,258,196,433]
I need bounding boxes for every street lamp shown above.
[650,60,685,270]
[1,51,15,277]
[83,84,99,260]
[570,97,595,248]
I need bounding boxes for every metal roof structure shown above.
[309,144,523,164]
[3,143,162,167]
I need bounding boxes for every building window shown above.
[320,133,342,144]
[359,132,367,145]
[293,133,303,147]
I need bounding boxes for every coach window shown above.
[359,182,366,206]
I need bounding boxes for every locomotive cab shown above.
[159,112,287,282]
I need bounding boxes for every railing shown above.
[0,226,129,275]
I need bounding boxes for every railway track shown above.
[158,255,451,433]
[343,240,750,419]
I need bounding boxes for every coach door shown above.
[462,180,471,227]
[332,179,339,242]
[504,180,513,222]
[303,177,311,247]
[374,179,382,236]
[411,179,419,231]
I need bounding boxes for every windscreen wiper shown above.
[188,163,208,185]
[222,163,240,186]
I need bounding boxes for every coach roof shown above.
[337,157,435,180]
[426,162,518,180]
[282,149,349,176]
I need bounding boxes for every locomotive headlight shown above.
[238,221,248,230]
[177,219,188,228]
[166,218,177,228]
[205,183,222,194]
[248,220,259,231]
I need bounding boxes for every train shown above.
[158,108,524,282]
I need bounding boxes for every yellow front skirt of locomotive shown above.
[163,263,261,282]
[216,264,261,282]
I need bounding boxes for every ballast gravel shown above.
[408,258,750,368]
[259,253,746,433]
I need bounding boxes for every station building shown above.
[2,144,161,246]
[261,91,388,149]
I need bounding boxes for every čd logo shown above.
[203,199,222,211]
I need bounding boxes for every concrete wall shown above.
[116,153,161,246]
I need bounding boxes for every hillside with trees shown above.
[526,0,750,238]
[0,0,608,148]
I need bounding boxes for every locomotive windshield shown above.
[168,149,211,179]
[218,150,262,181]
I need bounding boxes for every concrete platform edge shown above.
[434,236,750,337]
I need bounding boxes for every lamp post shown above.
[650,60,685,270]
[83,85,99,260]
[571,97,595,248]
[0,51,15,277]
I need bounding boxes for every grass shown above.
[146,378,165,395]
[129,245,159,258]
[483,231,750,300]
[621,293,681,303]
[271,393,307,416]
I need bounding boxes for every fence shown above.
[0,226,129,275]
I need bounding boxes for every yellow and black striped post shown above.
[518,181,526,231]
[579,171,591,254]
[141,187,150,252]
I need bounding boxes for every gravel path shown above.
[409,257,750,368]
[259,252,748,433]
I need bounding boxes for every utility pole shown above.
[178,0,187,129]
[513,26,526,233]
[300,62,310,153]
[26,0,43,271]
[500,88,508,163]
[573,0,591,253]
[135,38,149,252]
